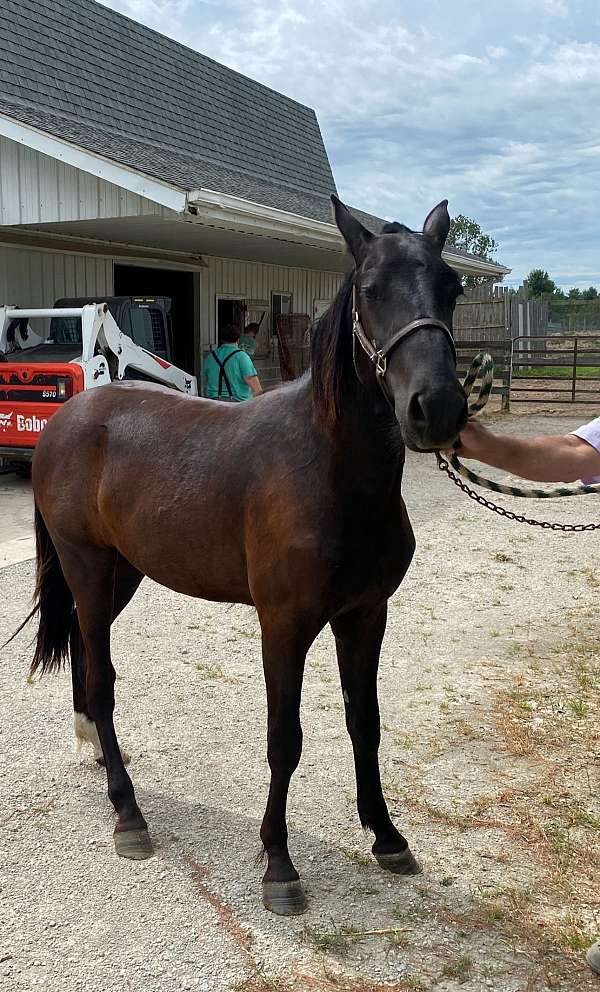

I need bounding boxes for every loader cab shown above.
[51,296,173,361]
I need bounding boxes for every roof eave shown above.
[0,113,188,213]
[0,120,511,276]
[187,188,511,275]
[443,248,511,278]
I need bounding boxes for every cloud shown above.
[542,0,569,16]
[98,0,600,286]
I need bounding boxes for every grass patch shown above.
[568,698,588,718]
[195,661,227,679]
[440,954,473,983]
[343,849,371,868]
[302,923,411,957]
[514,365,600,378]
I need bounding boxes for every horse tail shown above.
[4,505,76,676]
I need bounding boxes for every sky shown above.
[100,0,600,288]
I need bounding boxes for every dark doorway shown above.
[217,297,246,342]
[114,265,195,374]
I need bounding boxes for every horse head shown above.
[332,195,468,452]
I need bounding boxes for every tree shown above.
[583,286,598,300]
[527,269,559,297]
[568,287,581,299]
[448,214,498,261]
[447,214,499,290]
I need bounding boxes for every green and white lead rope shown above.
[437,351,600,499]
[434,352,600,530]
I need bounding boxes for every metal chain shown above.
[437,455,600,532]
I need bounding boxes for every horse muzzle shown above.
[401,383,468,452]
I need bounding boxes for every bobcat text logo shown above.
[0,411,13,432]
[17,413,48,433]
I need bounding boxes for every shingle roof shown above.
[0,0,337,216]
[0,0,507,272]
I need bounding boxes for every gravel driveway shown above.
[1,412,599,992]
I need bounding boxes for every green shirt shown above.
[239,334,257,357]
[204,343,257,402]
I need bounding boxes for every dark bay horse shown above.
[22,196,467,915]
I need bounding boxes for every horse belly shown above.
[106,502,254,604]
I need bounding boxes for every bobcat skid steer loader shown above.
[0,296,197,472]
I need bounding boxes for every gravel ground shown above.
[1,412,599,992]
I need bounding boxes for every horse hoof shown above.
[114,828,154,860]
[374,848,422,876]
[262,879,308,916]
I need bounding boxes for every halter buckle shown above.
[373,351,387,376]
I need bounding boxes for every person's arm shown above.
[456,420,600,483]
[244,374,262,396]
[238,351,262,396]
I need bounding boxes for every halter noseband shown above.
[351,284,457,407]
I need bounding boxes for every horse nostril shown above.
[408,392,426,427]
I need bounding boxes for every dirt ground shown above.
[1,410,600,992]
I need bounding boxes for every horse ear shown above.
[423,200,450,252]
[331,195,373,264]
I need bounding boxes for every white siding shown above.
[0,244,113,308]
[0,137,173,226]
[200,255,343,347]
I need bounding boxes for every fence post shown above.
[503,340,512,412]
[572,336,578,403]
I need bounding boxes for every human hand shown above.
[452,419,497,461]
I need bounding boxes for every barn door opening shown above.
[114,264,195,374]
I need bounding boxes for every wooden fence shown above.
[454,284,548,348]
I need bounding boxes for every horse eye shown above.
[362,284,378,302]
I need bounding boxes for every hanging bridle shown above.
[351,284,457,407]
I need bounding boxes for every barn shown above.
[0,0,509,388]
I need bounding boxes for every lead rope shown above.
[435,352,600,531]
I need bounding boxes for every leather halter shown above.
[351,284,457,407]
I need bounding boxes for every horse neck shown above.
[310,282,405,495]
[332,385,405,495]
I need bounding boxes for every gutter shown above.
[185,188,510,277]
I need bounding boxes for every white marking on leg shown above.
[74,711,103,760]
[73,712,131,765]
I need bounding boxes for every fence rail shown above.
[510,334,600,405]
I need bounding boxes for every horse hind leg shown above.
[72,626,103,762]
[59,544,151,859]
[72,555,142,766]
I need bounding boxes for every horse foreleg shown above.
[58,543,152,860]
[331,603,421,876]
[258,617,313,916]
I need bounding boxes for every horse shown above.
[18,195,467,916]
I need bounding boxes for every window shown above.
[272,293,292,326]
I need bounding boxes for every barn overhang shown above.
[0,115,511,279]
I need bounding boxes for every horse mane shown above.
[310,272,354,429]
[381,221,412,235]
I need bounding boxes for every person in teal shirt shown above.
[204,324,262,402]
